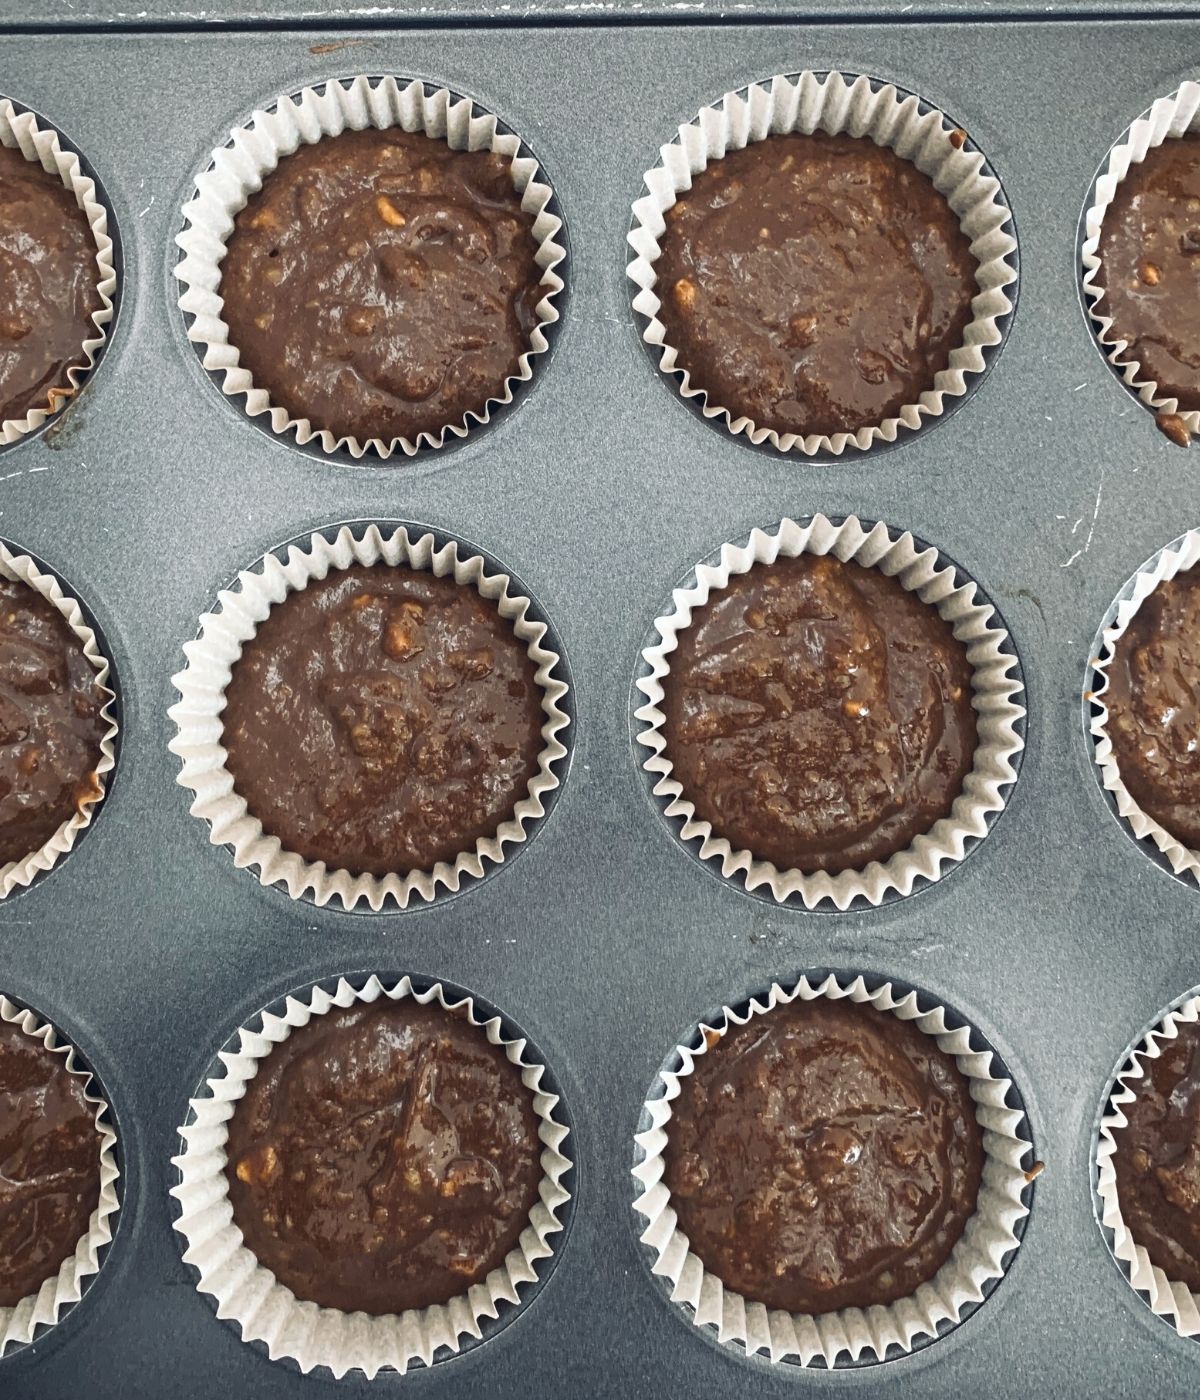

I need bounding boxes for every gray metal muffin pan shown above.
[1,13,1200,1399]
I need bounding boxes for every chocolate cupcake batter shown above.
[1113,1017,1200,1293]
[665,998,983,1314]
[221,127,543,445]
[225,999,543,1314]
[1105,566,1200,850]
[0,1016,102,1307]
[662,554,977,873]
[1096,134,1200,415]
[0,143,102,426]
[655,132,977,439]
[0,579,108,865]
[222,564,544,877]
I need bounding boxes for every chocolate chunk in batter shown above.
[0,1016,103,1307]
[1105,566,1200,849]
[220,127,543,445]
[661,554,977,873]
[655,132,977,439]
[1113,1017,1200,1293]
[0,143,102,426]
[1096,134,1200,419]
[225,999,543,1314]
[0,579,108,865]
[221,565,545,877]
[665,998,983,1314]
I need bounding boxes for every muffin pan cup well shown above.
[632,969,1035,1367]
[635,514,1025,911]
[168,520,571,912]
[0,993,122,1359]
[175,75,566,462]
[0,97,118,451]
[171,972,573,1379]
[627,70,1018,459]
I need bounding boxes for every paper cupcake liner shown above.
[168,522,570,911]
[1087,528,1200,885]
[175,75,565,460]
[635,514,1025,910]
[172,973,573,1379]
[1095,985,1200,1339]
[0,98,117,449]
[628,71,1017,456]
[0,993,121,1357]
[0,542,118,899]
[1081,81,1200,444]
[632,971,1034,1366]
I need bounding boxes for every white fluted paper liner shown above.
[1088,528,1200,885]
[0,993,121,1356]
[628,71,1017,456]
[1082,82,1200,442]
[0,99,116,448]
[0,543,118,898]
[1096,987,1200,1338]
[172,975,572,1379]
[632,972,1032,1366]
[176,76,564,459]
[168,523,569,911]
[635,515,1025,910]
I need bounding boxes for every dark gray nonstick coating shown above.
[0,14,1198,1398]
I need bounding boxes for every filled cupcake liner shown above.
[631,972,1033,1366]
[627,70,1017,456]
[1087,528,1200,884]
[0,99,117,448]
[167,522,570,911]
[175,75,565,459]
[0,543,118,899]
[171,974,573,1379]
[1081,81,1200,442]
[0,993,121,1356]
[635,514,1025,910]
[1095,986,1200,1338]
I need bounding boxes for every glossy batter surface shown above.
[655,132,977,438]
[1113,1018,1200,1292]
[665,999,983,1314]
[1096,134,1200,412]
[662,555,977,873]
[225,1000,542,1314]
[0,143,101,425]
[222,565,544,876]
[0,1017,102,1307]
[221,127,543,444]
[0,579,108,865]
[1106,567,1200,849]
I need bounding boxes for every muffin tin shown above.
[1,10,1200,1400]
